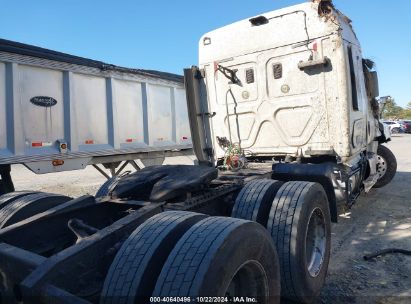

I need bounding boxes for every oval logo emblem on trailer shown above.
[30,96,58,107]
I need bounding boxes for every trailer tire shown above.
[0,191,39,211]
[100,211,206,304]
[96,176,120,198]
[231,179,283,226]
[0,192,72,229]
[374,144,397,188]
[153,217,281,302]
[267,181,331,303]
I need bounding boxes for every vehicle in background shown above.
[400,120,411,133]
[382,121,405,134]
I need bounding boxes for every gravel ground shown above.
[318,135,411,303]
[8,135,411,303]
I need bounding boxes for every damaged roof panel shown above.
[200,1,358,64]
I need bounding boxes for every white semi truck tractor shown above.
[0,1,396,303]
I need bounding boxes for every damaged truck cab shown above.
[186,0,395,220]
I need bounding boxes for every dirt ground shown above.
[319,135,411,303]
[9,135,411,303]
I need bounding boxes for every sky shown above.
[0,0,410,106]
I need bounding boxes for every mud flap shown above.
[0,165,15,195]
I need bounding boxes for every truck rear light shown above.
[313,42,318,52]
[85,140,94,145]
[126,139,133,143]
[214,61,219,73]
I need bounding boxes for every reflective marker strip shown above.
[31,141,53,147]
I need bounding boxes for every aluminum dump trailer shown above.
[0,39,192,192]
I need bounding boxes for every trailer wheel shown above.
[374,144,397,188]
[100,211,206,304]
[231,179,283,226]
[0,192,72,229]
[0,191,39,211]
[153,217,280,303]
[267,181,331,303]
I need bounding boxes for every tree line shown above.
[381,100,411,120]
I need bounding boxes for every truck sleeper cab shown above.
[188,0,395,212]
[0,1,397,304]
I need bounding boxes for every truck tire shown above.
[231,179,283,226]
[374,144,397,188]
[0,192,72,229]
[95,176,120,198]
[100,211,206,304]
[0,191,39,211]
[153,217,281,303]
[267,181,331,303]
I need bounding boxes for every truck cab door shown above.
[184,67,214,166]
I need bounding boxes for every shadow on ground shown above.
[318,171,411,303]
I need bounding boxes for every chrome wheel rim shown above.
[376,155,388,179]
[305,208,326,278]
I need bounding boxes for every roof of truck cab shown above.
[0,38,184,83]
[199,1,358,64]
